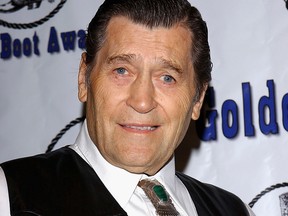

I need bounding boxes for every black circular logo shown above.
[0,0,67,29]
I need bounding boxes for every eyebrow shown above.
[158,57,184,74]
[106,54,137,65]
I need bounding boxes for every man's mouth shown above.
[120,124,159,131]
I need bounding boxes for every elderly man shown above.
[0,0,255,215]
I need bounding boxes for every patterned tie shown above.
[138,179,180,216]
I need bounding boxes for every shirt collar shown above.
[71,120,177,209]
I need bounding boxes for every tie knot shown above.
[138,179,179,216]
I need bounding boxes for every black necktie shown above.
[138,179,180,216]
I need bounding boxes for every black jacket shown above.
[1,147,249,216]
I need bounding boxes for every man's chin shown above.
[119,161,164,176]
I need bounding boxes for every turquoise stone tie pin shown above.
[153,185,168,202]
[138,179,180,216]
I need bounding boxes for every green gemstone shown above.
[153,185,168,202]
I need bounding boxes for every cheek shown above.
[163,87,194,138]
[88,76,127,130]
[165,87,194,118]
[89,75,114,107]
[86,77,113,131]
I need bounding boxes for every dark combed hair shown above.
[85,0,212,100]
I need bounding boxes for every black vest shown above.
[1,147,249,216]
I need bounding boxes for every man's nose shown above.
[126,76,157,114]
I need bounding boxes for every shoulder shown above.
[176,172,240,199]
[0,167,10,215]
[176,172,250,215]
[0,147,84,187]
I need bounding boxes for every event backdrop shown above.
[1,0,288,215]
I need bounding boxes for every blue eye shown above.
[115,67,127,75]
[162,75,175,83]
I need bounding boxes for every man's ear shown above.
[78,52,88,103]
[191,85,207,120]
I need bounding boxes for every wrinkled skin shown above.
[78,17,206,175]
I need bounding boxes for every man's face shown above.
[78,17,206,175]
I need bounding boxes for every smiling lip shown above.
[119,124,159,133]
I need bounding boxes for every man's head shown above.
[78,0,212,175]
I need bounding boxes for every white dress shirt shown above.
[0,121,255,215]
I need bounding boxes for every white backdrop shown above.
[1,0,288,215]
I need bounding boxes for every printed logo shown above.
[0,0,67,29]
[249,182,288,215]
[280,193,288,216]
